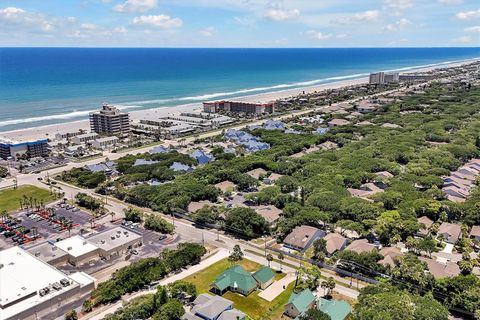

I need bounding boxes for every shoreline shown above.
[1,57,478,142]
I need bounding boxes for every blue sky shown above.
[0,0,479,47]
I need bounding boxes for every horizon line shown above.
[1,46,480,50]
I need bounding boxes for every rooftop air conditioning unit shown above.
[67,246,72,251]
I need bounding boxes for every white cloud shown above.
[114,26,127,33]
[454,35,474,43]
[234,16,255,27]
[263,1,300,22]
[348,10,380,23]
[132,15,183,29]
[384,18,411,32]
[438,0,463,4]
[384,0,414,10]
[306,30,346,41]
[456,9,480,20]
[198,26,216,37]
[464,26,480,33]
[80,23,97,30]
[306,30,332,40]
[0,6,56,33]
[114,0,157,13]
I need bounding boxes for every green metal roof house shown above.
[284,289,316,318]
[212,265,258,296]
[252,266,275,289]
[317,298,351,320]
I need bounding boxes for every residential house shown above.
[438,222,462,244]
[252,266,275,290]
[283,225,326,252]
[263,120,286,130]
[324,233,348,256]
[133,159,159,166]
[344,239,376,254]
[183,293,246,320]
[284,289,316,318]
[328,119,351,127]
[253,205,282,225]
[419,257,461,279]
[313,127,330,135]
[212,265,258,296]
[417,216,434,237]
[246,168,268,180]
[378,247,403,268]
[188,200,215,213]
[317,299,351,320]
[214,181,236,193]
[170,162,194,172]
[149,145,169,154]
[191,150,215,165]
[470,225,480,241]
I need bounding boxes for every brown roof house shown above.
[438,222,462,244]
[246,168,268,180]
[344,239,376,254]
[470,225,480,241]
[417,216,434,237]
[214,181,236,193]
[324,233,348,256]
[253,205,282,225]
[328,119,351,127]
[419,257,461,279]
[378,247,403,268]
[284,225,326,252]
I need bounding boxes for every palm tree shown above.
[278,252,284,271]
[266,254,273,267]
[63,222,73,237]
[326,277,336,297]
[109,211,115,222]
[320,280,328,296]
[0,210,9,223]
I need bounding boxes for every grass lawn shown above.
[183,258,292,320]
[0,185,56,212]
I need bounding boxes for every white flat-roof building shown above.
[91,136,118,150]
[26,241,69,266]
[0,247,95,320]
[55,235,99,266]
[86,227,143,261]
[71,133,98,145]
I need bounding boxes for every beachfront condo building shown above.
[369,72,399,85]
[0,138,49,160]
[203,100,275,114]
[89,103,130,135]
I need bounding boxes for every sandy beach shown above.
[1,58,477,142]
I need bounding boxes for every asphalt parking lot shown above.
[15,206,92,243]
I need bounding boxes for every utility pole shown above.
[202,232,205,246]
[264,237,267,257]
[216,228,219,241]
[171,212,175,227]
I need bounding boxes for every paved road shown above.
[84,249,230,320]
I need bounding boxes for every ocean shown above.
[0,47,479,132]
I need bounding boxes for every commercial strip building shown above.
[203,100,275,114]
[0,247,95,320]
[89,103,130,135]
[0,138,49,160]
[25,227,143,267]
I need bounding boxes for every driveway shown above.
[258,273,295,302]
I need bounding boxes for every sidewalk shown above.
[82,249,230,320]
